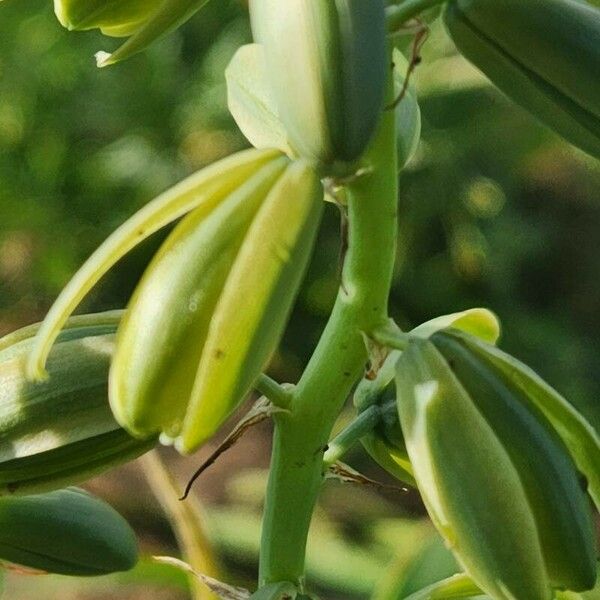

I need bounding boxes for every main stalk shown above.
[258,66,399,587]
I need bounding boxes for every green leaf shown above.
[226,44,292,155]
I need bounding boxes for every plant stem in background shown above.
[258,62,399,588]
[142,451,221,600]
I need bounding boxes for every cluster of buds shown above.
[0,314,147,576]
[25,148,322,455]
[351,308,599,598]
[396,326,599,598]
[396,330,598,600]
[111,152,322,453]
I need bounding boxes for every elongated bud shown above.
[397,338,551,600]
[431,330,597,591]
[251,0,387,170]
[54,0,162,37]
[444,0,600,158]
[110,156,289,439]
[0,487,138,575]
[397,329,599,598]
[53,0,212,67]
[179,159,323,452]
[0,312,154,495]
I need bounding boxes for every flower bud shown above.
[110,156,289,440]
[179,159,322,452]
[444,0,600,158]
[54,0,211,67]
[110,156,323,454]
[54,0,162,37]
[0,312,154,495]
[250,0,387,169]
[0,487,138,575]
[396,330,598,599]
[431,330,597,591]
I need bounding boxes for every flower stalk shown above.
[258,58,399,587]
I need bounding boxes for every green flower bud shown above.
[396,330,598,599]
[0,312,155,495]
[250,0,387,170]
[178,159,322,453]
[0,487,138,575]
[444,0,600,158]
[431,330,597,591]
[54,0,212,67]
[54,0,162,37]
[111,156,323,453]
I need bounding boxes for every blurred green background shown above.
[0,1,599,598]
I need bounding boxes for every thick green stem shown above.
[258,69,399,587]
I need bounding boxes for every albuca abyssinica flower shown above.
[444,0,600,158]
[396,329,600,599]
[0,487,138,575]
[250,0,387,171]
[354,308,500,487]
[110,156,323,453]
[0,312,155,496]
[54,0,213,66]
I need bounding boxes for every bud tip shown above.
[95,51,113,68]
[25,358,49,383]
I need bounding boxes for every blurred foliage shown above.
[1,1,599,599]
